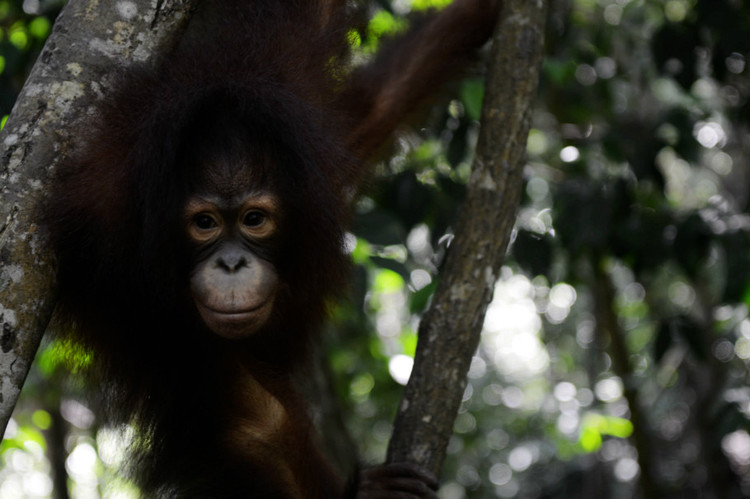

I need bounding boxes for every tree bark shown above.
[387,0,548,476]
[0,0,196,437]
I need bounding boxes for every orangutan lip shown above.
[198,300,268,318]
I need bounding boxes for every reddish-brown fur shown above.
[41,1,500,497]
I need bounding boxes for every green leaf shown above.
[350,373,375,398]
[605,417,634,438]
[29,17,51,39]
[412,0,453,11]
[32,410,52,430]
[400,330,418,356]
[368,10,408,40]
[410,280,437,314]
[370,256,409,281]
[578,425,602,452]
[460,78,485,121]
[373,268,405,293]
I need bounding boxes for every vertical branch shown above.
[592,261,659,499]
[387,0,548,476]
[0,0,197,437]
[44,393,70,499]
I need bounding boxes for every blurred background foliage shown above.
[2,0,750,498]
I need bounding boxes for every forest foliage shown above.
[1,0,750,498]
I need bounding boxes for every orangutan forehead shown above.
[185,140,280,198]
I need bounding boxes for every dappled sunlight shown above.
[388,354,414,385]
[594,378,624,404]
[0,414,139,499]
[508,444,536,472]
[613,457,640,482]
[482,268,550,382]
[723,430,750,467]
[0,444,51,499]
[96,426,132,469]
[693,121,727,149]
[559,145,580,163]
[0,419,51,499]
[66,443,98,496]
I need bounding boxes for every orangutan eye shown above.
[242,210,266,228]
[194,213,218,230]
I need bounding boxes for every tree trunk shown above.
[0,0,196,437]
[387,0,549,476]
